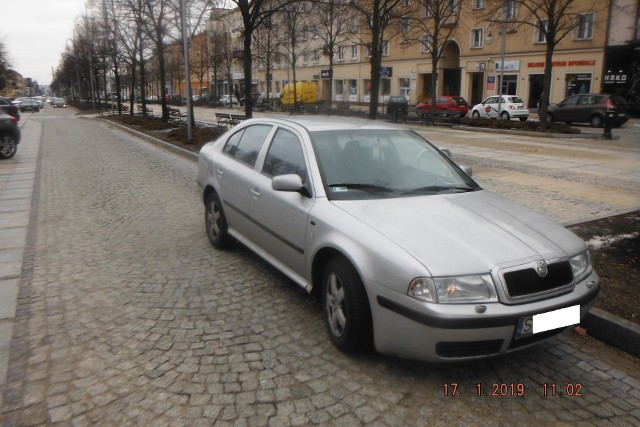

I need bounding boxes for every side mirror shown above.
[272,174,304,192]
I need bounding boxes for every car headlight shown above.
[570,251,592,283]
[408,275,497,304]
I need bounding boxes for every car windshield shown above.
[309,129,480,200]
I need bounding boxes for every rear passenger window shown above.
[223,125,272,167]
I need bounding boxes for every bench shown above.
[419,110,463,126]
[215,112,233,128]
[137,104,153,116]
[229,114,246,125]
[169,107,187,122]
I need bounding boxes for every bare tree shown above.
[407,0,461,114]
[190,32,211,99]
[352,0,405,119]
[143,0,172,121]
[309,0,354,112]
[252,15,279,104]
[0,38,11,93]
[485,0,603,127]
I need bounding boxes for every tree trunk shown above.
[243,32,254,118]
[540,44,554,129]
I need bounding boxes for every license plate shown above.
[515,305,580,339]
[517,106,525,109]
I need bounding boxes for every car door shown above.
[250,127,315,279]
[215,124,274,239]
[483,96,499,118]
[554,95,580,122]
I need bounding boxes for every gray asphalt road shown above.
[0,107,639,425]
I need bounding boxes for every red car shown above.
[416,96,469,118]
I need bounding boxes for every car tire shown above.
[472,110,480,119]
[322,256,373,354]
[546,113,554,124]
[500,111,510,120]
[590,115,603,128]
[205,191,233,249]
[0,133,17,159]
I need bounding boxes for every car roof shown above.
[243,115,407,133]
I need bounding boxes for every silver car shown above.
[197,116,598,362]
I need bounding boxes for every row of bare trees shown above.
[52,0,601,124]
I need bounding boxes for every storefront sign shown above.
[603,74,627,84]
[495,60,520,71]
[487,76,495,90]
[380,67,393,77]
[321,70,332,79]
[527,60,596,68]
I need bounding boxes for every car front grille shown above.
[503,261,573,298]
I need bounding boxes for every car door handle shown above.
[250,188,260,199]
[215,168,224,177]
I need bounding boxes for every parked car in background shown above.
[546,93,629,127]
[386,96,409,117]
[0,97,20,121]
[471,95,529,121]
[197,116,599,362]
[51,98,67,108]
[13,97,41,112]
[220,94,238,106]
[0,110,21,159]
[416,96,469,118]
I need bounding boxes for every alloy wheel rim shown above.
[207,200,221,238]
[326,273,346,337]
[0,137,15,157]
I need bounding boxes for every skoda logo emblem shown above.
[535,261,548,278]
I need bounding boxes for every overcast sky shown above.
[2,0,88,87]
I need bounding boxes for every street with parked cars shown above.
[0,107,638,425]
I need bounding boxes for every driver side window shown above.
[262,129,308,183]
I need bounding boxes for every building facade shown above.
[208,0,611,108]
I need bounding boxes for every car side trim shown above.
[376,286,599,329]
[224,199,305,255]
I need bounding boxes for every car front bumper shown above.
[369,270,599,362]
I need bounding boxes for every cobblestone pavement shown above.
[1,108,639,426]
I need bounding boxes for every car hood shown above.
[332,190,585,277]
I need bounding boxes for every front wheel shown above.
[0,134,17,159]
[323,257,373,354]
[205,192,233,249]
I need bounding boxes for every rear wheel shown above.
[590,115,603,128]
[0,134,17,159]
[500,111,510,120]
[546,113,555,124]
[472,110,480,119]
[323,257,373,353]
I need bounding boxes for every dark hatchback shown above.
[386,96,409,117]
[547,93,629,127]
[0,111,21,159]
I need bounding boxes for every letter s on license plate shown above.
[515,316,534,339]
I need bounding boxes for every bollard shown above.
[603,111,613,140]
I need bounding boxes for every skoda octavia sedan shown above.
[197,116,598,362]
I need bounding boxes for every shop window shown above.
[398,78,410,98]
[348,79,358,101]
[498,75,518,95]
[335,79,344,101]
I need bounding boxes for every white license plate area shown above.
[515,305,580,339]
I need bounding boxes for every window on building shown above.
[366,44,372,57]
[398,78,410,98]
[351,44,358,60]
[446,0,459,14]
[303,51,308,65]
[473,0,485,9]
[402,16,410,32]
[382,40,390,56]
[338,46,345,61]
[535,20,548,43]
[505,0,517,20]
[574,13,594,40]
[471,28,483,48]
[424,1,433,17]
[420,34,433,53]
[403,0,412,6]
[335,79,344,100]
[313,49,320,64]
[350,15,359,32]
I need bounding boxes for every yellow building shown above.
[210,0,609,108]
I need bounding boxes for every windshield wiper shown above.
[328,183,396,193]
[404,185,476,194]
